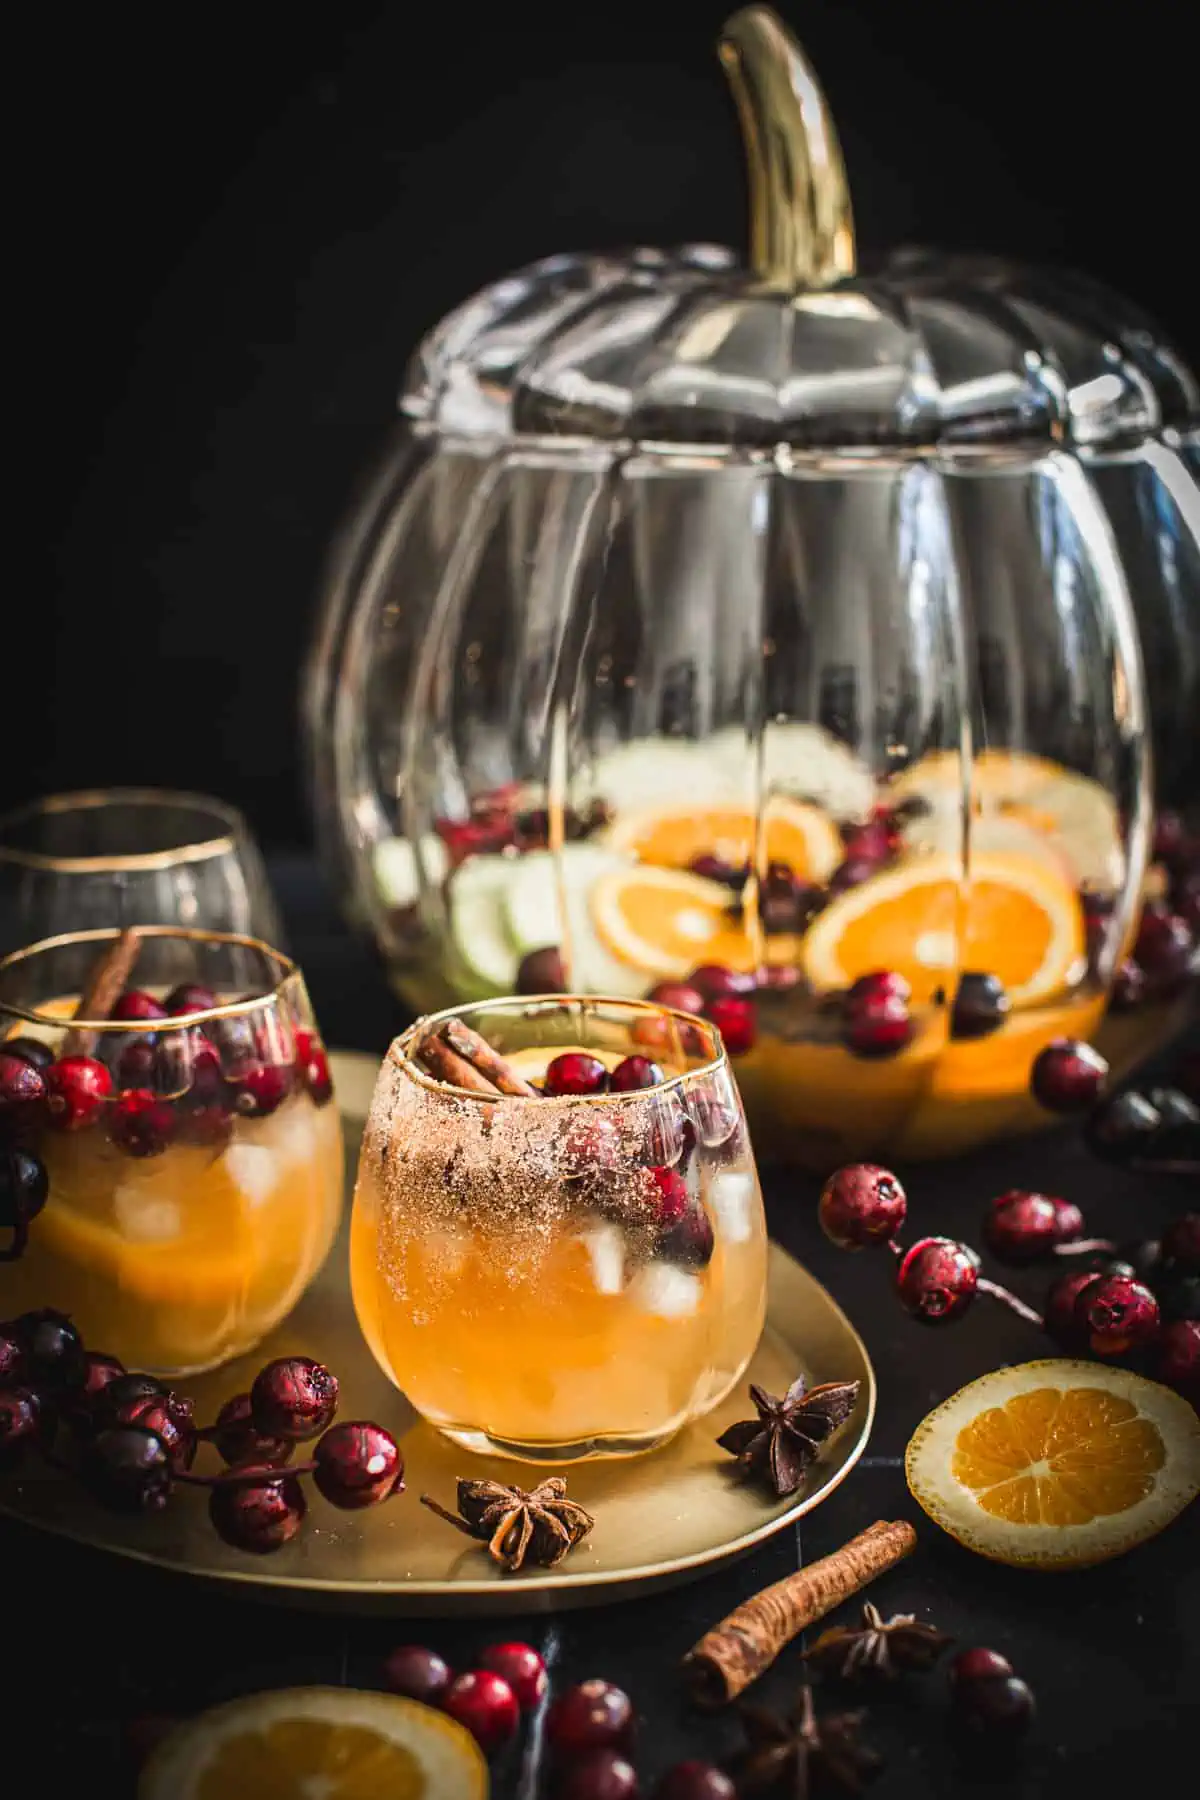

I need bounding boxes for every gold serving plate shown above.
[0,1052,875,1614]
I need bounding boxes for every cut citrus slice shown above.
[590,865,801,977]
[906,1360,1200,1568]
[604,797,842,882]
[138,1687,488,1800]
[802,850,1085,1005]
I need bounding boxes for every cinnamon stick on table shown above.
[683,1518,917,1706]
[61,929,143,1058]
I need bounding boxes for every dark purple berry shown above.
[950,972,1010,1039]
[1030,1038,1108,1113]
[896,1237,980,1324]
[819,1163,907,1249]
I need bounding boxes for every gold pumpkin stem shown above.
[719,5,856,290]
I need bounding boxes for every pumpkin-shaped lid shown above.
[403,9,1199,454]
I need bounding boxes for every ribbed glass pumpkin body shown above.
[304,242,1197,1165]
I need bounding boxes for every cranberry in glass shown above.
[1076,1274,1160,1356]
[108,1089,177,1158]
[841,818,897,864]
[1044,1269,1101,1347]
[610,1055,664,1093]
[176,1102,234,1150]
[300,1042,334,1107]
[13,1308,86,1389]
[164,983,218,1017]
[478,1641,547,1710]
[516,946,567,995]
[251,1356,339,1440]
[705,995,756,1057]
[1156,1320,1200,1403]
[1109,960,1148,1012]
[648,1165,690,1228]
[819,1163,907,1250]
[313,1421,403,1507]
[1133,904,1193,992]
[229,1062,294,1118]
[111,990,167,1024]
[442,1670,520,1754]
[383,1644,453,1706]
[689,854,746,887]
[690,963,756,1002]
[546,1680,634,1759]
[45,1055,113,1132]
[561,1111,623,1180]
[558,1752,640,1800]
[546,1053,610,1098]
[0,1051,48,1137]
[116,1037,159,1089]
[212,1392,292,1467]
[1163,1214,1200,1273]
[1,1147,49,1230]
[844,991,912,1060]
[1084,1090,1163,1165]
[950,972,1010,1040]
[655,1764,736,1800]
[0,1388,43,1468]
[209,1472,307,1552]
[646,981,706,1018]
[82,1425,174,1513]
[828,856,878,895]
[983,1191,1081,1264]
[0,1036,55,1072]
[846,970,911,1010]
[1030,1038,1107,1114]
[660,1200,715,1271]
[896,1238,980,1324]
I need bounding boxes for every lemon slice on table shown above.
[906,1361,1200,1569]
[138,1687,488,1800]
[802,850,1085,1006]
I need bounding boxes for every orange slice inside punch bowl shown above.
[605,798,843,884]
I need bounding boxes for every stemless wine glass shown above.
[0,927,343,1374]
[0,789,283,954]
[351,994,768,1460]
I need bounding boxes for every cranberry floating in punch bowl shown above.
[304,5,1199,1168]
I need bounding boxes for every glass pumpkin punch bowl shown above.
[307,7,1199,1167]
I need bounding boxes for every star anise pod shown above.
[734,1685,881,1797]
[420,1476,594,1571]
[717,1376,862,1496]
[803,1601,953,1681]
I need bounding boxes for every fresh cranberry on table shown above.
[818,1163,907,1250]
[110,1393,196,1469]
[108,1089,177,1158]
[1075,1274,1160,1356]
[1043,1269,1102,1348]
[442,1669,520,1754]
[208,1472,307,1551]
[545,1053,610,1098]
[163,983,218,1017]
[1156,1320,1200,1404]
[211,1392,293,1468]
[952,1666,1036,1739]
[383,1644,453,1706]
[1029,1038,1107,1114]
[478,1641,547,1710]
[610,1055,664,1093]
[705,995,756,1057]
[1,1146,49,1234]
[517,946,567,995]
[13,1307,86,1389]
[81,1424,175,1513]
[655,1763,736,1800]
[1133,903,1194,993]
[557,1752,641,1800]
[896,1238,980,1324]
[0,1321,25,1384]
[110,990,167,1024]
[312,1421,403,1507]
[0,1051,49,1137]
[1162,1214,1200,1273]
[45,1055,113,1132]
[547,1680,635,1759]
[72,1350,127,1416]
[0,1388,45,1469]
[983,1191,1082,1264]
[250,1356,339,1441]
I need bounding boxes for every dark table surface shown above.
[8,856,1199,1796]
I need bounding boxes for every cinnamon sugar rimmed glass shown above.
[0,927,343,1375]
[350,995,768,1461]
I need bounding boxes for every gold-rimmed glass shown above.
[0,789,282,954]
[0,927,343,1375]
[350,994,768,1461]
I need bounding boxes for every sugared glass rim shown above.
[391,992,727,1104]
[0,788,249,873]
[0,925,298,1032]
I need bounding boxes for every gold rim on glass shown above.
[0,788,249,873]
[392,993,728,1103]
[0,925,297,1031]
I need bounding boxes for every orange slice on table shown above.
[802,850,1085,1006]
[906,1361,1200,1568]
[138,1687,488,1800]
[590,865,801,978]
[604,798,842,882]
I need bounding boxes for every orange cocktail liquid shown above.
[3,1098,344,1376]
[351,1048,768,1456]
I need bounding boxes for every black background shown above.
[16,0,1195,847]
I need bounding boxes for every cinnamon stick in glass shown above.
[683,1518,917,1705]
[61,928,143,1057]
[439,1018,539,1097]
